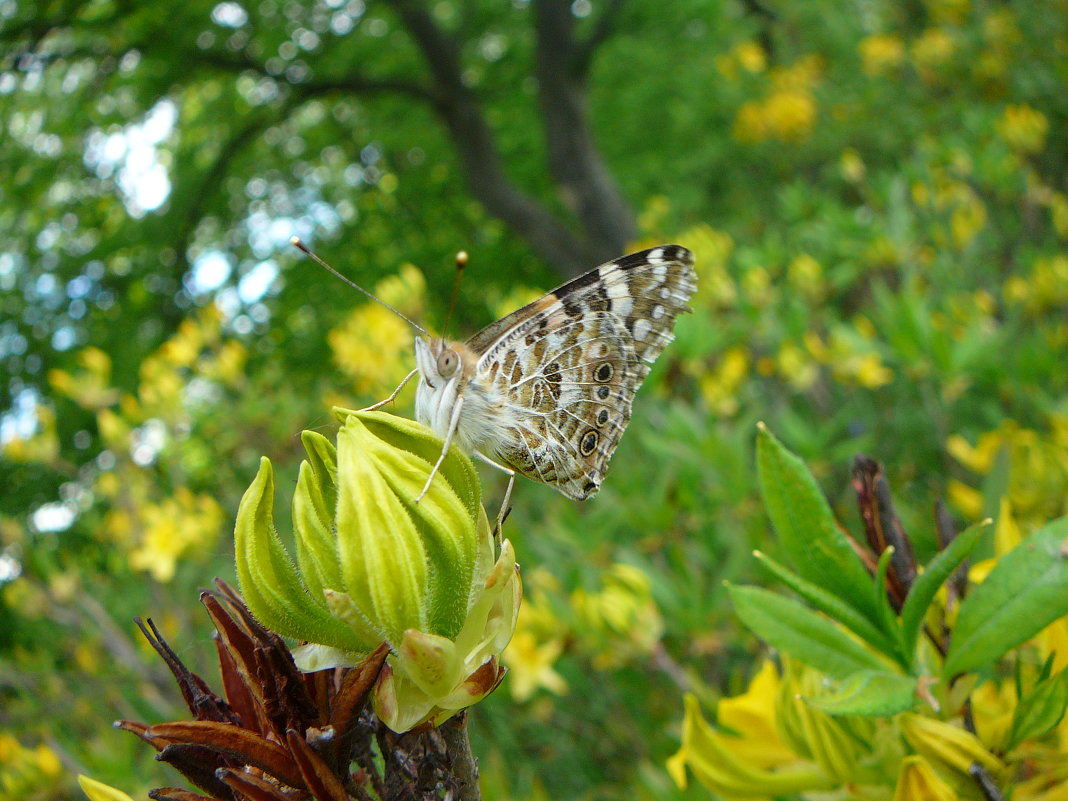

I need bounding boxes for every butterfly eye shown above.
[437,349,459,377]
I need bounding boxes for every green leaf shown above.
[753,551,901,663]
[944,517,1068,677]
[900,521,987,657]
[871,546,903,658]
[756,425,881,626]
[729,584,891,679]
[1007,669,1068,750]
[805,670,918,717]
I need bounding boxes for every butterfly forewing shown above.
[466,245,696,499]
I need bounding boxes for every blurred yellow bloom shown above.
[0,735,65,800]
[946,430,1002,474]
[912,28,956,79]
[839,148,866,183]
[735,41,767,73]
[762,90,817,142]
[947,479,984,519]
[893,756,961,801]
[742,266,774,307]
[733,100,768,143]
[504,607,569,702]
[787,254,825,302]
[860,34,905,76]
[570,564,664,670]
[776,341,819,391]
[1049,193,1068,239]
[127,487,225,582]
[700,346,749,416]
[950,196,987,248]
[927,0,969,25]
[997,104,1049,155]
[329,265,426,400]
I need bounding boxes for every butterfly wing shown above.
[467,245,697,499]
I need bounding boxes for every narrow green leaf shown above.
[1007,669,1068,750]
[756,425,881,625]
[900,521,987,656]
[729,584,890,679]
[944,517,1068,677]
[805,670,918,717]
[871,547,903,658]
[754,551,902,663]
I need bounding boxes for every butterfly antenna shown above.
[440,250,468,343]
[290,237,427,336]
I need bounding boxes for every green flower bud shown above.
[234,409,521,732]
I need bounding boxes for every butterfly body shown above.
[413,245,697,501]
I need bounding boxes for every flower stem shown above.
[441,713,481,801]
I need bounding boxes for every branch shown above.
[441,713,481,801]
[574,0,628,77]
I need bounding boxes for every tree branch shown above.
[532,0,637,264]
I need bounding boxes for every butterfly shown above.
[387,244,698,514]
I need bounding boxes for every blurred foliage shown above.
[2,0,1068,798]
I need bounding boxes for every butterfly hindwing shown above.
[467,245,696,499]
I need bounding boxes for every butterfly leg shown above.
[415,395,464,504]
[473,451,516,537]
[360,368,418,412]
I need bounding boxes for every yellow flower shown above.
[668,663,837,797]
[840,147,866,182]
[946,479,984,519]
[735,40,767,73]
[997,104,1049,155]
[762,90,817,142]
[776,341,819,391]
[504,627,568,702]
[860,34,905,76]
[78,775,136,801]
[912,28,956,79]
[329,264,426,400]
[700,346,749,416]
[787,254,825,302]
[570,564,664,670]
[127,488,225,582]
[893,756,961,801]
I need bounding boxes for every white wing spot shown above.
[633,318,652,342]
[652,264,668,281]
[652,304,665,319]
[648,248,667,263]
[659,286,671,299]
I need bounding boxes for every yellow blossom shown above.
[893,756,961,801]
[570,564,664,670]
[997,104,1049,155]
[78,775,137,801]
[668,663,837,797]
[840,148,866,182]
[504,608,569,702]
[776,341,818,391]
[912,28,956,79]
[1049,193,1068,238]
[860,34,905,76]
[700,346,749,416]
[787,254,825,302]
[735,40,766,73]
[127,487,225,582]
[762,90,817,142]
[947,479,984,519]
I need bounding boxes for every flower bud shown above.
[234,409,521,732]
